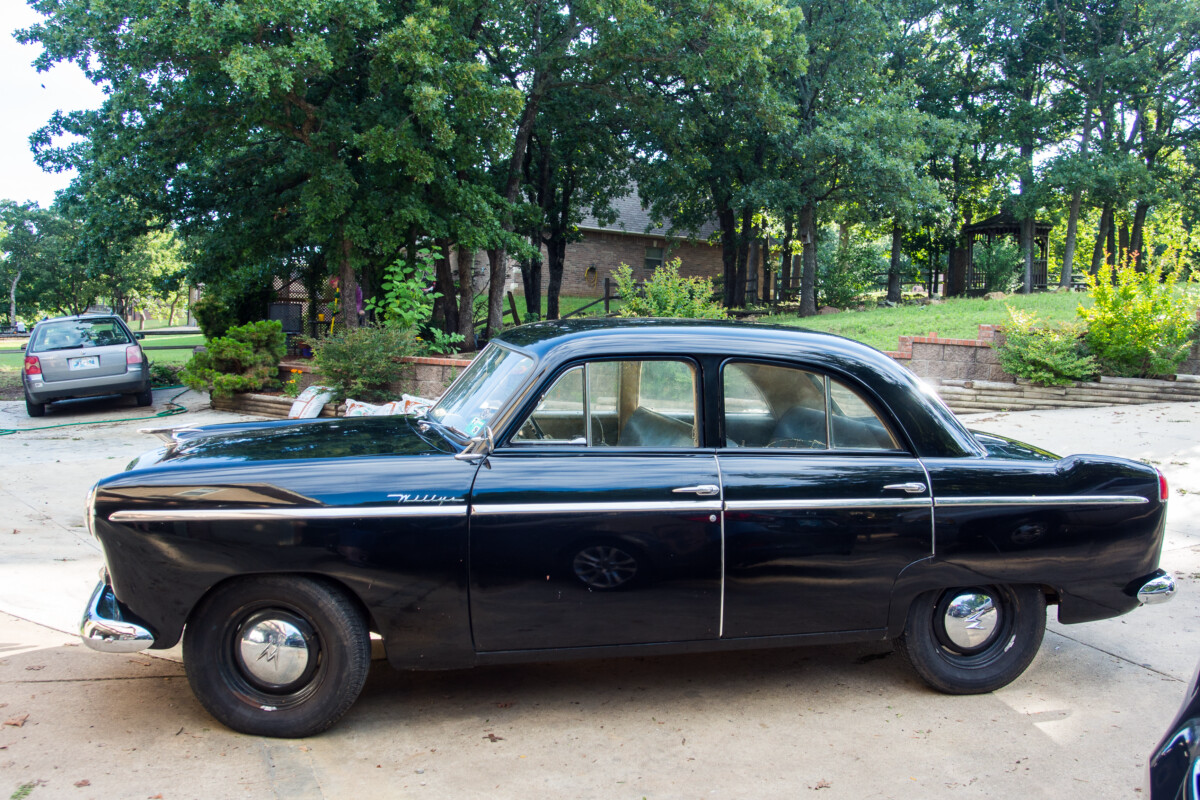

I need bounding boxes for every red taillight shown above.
[23,355,41,376]
[126,345,142,365]
[1159,469,1169,502]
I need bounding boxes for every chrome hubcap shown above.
[942,592,998,650]
[236,613,313,689]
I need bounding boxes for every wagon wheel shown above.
[183,575,371,738]
[895,584,1046,694]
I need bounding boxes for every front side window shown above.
[721,361,899,451]
[513,359,699,448]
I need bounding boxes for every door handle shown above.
[673,484,720,496]
[883,482,927,494]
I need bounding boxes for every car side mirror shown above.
[134,332,145,340]
[454,426,495,463]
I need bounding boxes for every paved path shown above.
[0,397,1196,799]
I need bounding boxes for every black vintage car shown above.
[80,319,1176,737]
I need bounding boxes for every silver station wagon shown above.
[22,315,152,416]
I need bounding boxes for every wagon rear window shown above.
[30,318,131,352]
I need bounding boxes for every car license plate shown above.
[69,356,99,371]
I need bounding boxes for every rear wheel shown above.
[24,392,45,417]
[895,584,1046,694]
[183,576,371,738]
[134,386,153,407]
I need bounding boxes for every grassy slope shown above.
[771,292,1090,351]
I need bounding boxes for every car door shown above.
[469,358,723,651]
[717,360,933,638]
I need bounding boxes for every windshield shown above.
[428,343,535,437]
[30,318,132,352]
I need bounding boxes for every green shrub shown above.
[181,320,287,399]
[995,306,1097,386]
[148,362,184,387]
[192,269,274,339]
[816,238,885,308]
[1079,255,1198,377]
[312,325,422,402]
[976,239,1023,293]
[367,249,464,354]
[613,260,727,319]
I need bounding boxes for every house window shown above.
[644,246,664,271]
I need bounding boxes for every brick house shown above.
[498,192,723,298]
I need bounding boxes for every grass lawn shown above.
[772,291,1092,351]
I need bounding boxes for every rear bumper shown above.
[25,366,148,403]
[1136,570,1177,605]
[80,577,156,653]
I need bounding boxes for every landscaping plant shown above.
[1079,253,1198,378]
[613,260,727,319]
[995,306,1097,386]
[367,248,465,354]
[312,325,422,402]
[975,239,1023,293]
[181,320,286,399]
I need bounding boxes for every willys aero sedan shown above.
[81,319,1177,738]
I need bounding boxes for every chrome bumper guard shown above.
[1137,571,1177,605]
[80,579,156,653]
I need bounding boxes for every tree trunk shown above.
[745,232,760,305]
[166,295,178,327]
[798,204,817,317]
[1118,222,1130,265]
[9,270,21,326]
[546,236,566,320]
[338,237,359,330]
[520,231,543,319]
[486,248,505,337]
[1091,205,1113,274]
[1130,201,1150,269]
[887,223,903,303]
[433,239,458,335]
[717,206,738,308]
[1060,113,1094,286]
[456,246,477,351]
[733,208,752,308]
[779,218,793,301]
[1021,218,1034,294]
[760,235,772,304]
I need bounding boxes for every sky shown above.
[1,2,105,209]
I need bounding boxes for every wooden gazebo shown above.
[962,212,1053,292]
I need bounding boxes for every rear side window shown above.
[30,319,131,352]
[721,361,900,451]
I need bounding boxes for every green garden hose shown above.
[0,386,192,436]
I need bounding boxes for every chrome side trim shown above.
[80,580,156,654]
[935,495,1149,508]
[472,500,724,516]
[724,498,932,512]
[109,505,468,523]
[714,454,725,640]
[916,459,936,557]
[1138,573,1176,605]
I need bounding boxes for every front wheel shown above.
[895,584,1046,694]
[183,576,371,738]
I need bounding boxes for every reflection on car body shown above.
[79,319,1176,737]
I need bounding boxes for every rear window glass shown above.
[30,319,131,352]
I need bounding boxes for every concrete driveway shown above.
[1,393,1197,799]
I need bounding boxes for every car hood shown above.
[135,416,457,467]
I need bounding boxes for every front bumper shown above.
[79,577,156,653]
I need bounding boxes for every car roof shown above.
[35,314,124,325]
[494,318,983,459]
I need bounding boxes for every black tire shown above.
[24,392,45,417]
[183,575,371,738]
[895,584,1046,695]
[134,386,153,407]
